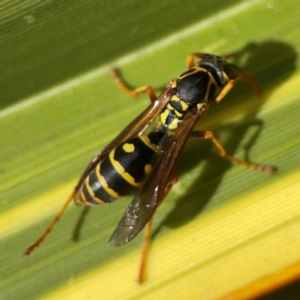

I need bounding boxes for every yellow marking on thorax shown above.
[171,96,189,118]
[171,95,181,102]
[160,105,180,129]
[168,119,179,130]
[171,96,189,110]
[160,109,169,126]
[179,66,206,79]
[205,73,218,100]
[167,103,174,111]
[175,110,183,118]
[180,100,189,111]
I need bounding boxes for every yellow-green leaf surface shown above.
[1,0,299,299]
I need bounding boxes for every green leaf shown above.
[1,0,300,299]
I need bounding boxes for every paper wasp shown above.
[26,53,275,283]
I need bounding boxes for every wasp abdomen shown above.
[75,132,163,205]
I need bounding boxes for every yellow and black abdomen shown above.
[75,132,163,205]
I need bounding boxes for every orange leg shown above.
[109,68,158,102]
[221,52,262,97]
[186,52,204,69]
[215,70,261,103]
[192,130,275,174]
[234,66,262,97]
[215,76,240,103]
[138,218,153,284]
[137,172,178,284]
[25,190,76,255]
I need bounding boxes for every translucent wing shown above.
[74,88,173,191]
[109,106,204,246]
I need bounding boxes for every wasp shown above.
[26,53,275,283]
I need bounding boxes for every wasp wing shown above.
[109,106,204,246]
[74,88,173,191]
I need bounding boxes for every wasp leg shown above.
[232,65,262,97]
[192,130,275,174]
[110,68,157,102]
[215,75,240,103]
[137,172,178,284]
[215,70,262,103]
[222,52,262,97]
[137,218,153,284]
[186,52,204,69]
[220,51,262,98]
[25,190,76,255]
